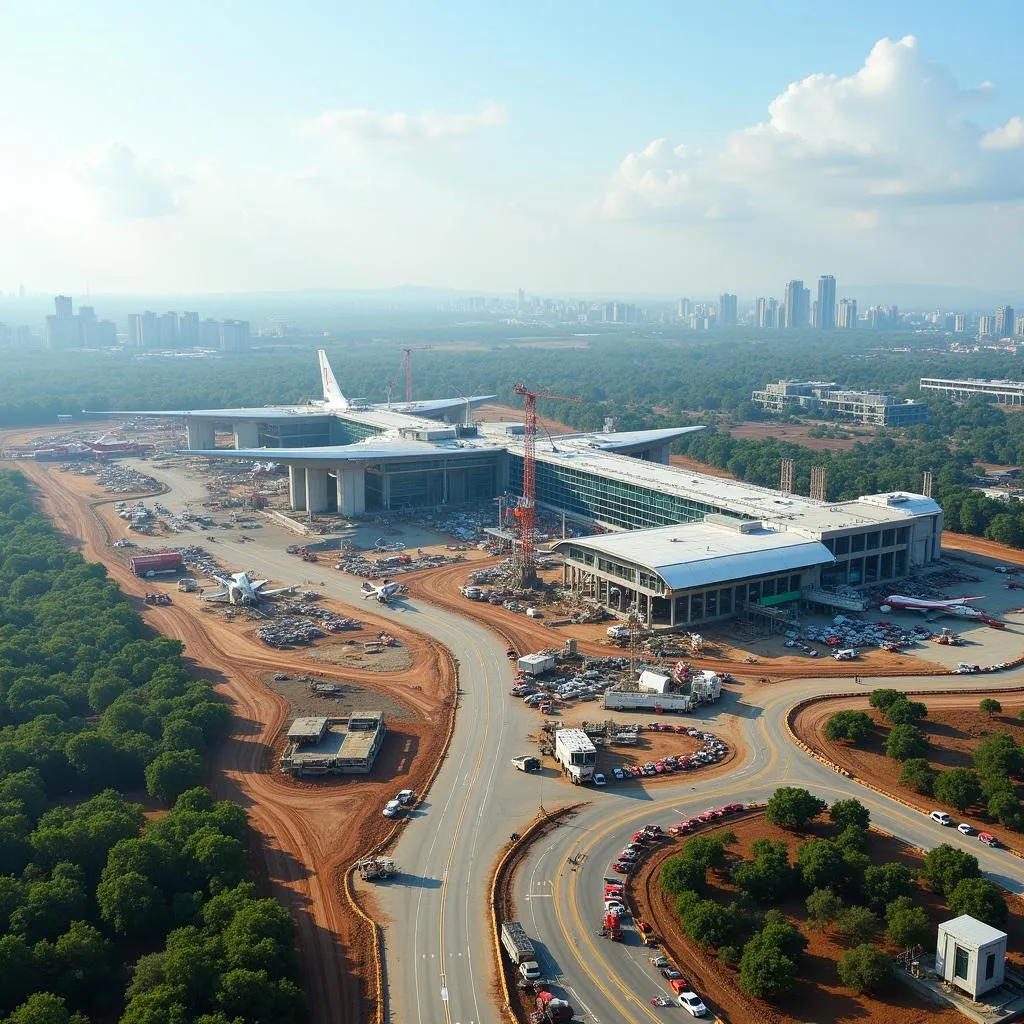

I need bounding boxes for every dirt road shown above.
[16,462,456,1024]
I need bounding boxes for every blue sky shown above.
[2,0,1023,295]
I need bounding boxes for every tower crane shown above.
[511,383,580,585]
[402,346,433,406]
[384,378,397,409]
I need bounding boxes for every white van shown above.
[833,648,857,661]
[930,810,953,826]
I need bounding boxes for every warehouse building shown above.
[280,711,386,776]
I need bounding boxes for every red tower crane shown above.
[403,346,433,406]
[512,383,580,581]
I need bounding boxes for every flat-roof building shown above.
[921,377,1024,406]
[752,380,929,426]
[280,711,386,776]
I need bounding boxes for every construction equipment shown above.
[402,346,433,406]
[511,383,580,586]
[356,856,397,881]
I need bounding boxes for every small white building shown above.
[936,915,1007,999]
[518,652,556,677]
[638,669,671,694]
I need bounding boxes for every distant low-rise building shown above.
[751,380,929,426]
[280,711,386,776]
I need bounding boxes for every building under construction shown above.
[752,380,930,426]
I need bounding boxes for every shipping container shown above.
[130,552,183,576]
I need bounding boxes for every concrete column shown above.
[381,474,391,511]
[336,466,366,517]
[289,467,307,511]
[233,421,259,449]
[306,468,329,513]
[186,420,216,450]
[670,595,676,627]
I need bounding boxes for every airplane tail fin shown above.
[318,350,349,409]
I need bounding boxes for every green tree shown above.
[680,832,734,872]
[684,900,737,950]
[829,799,870,831]
[96,871,168,938]
[933,769,982,812]
[661,855,707,896]
[974,733,1024,781]
[796,838,846,891]
[979,698,1002,717]
[145,750,204,804]
[884,699,928,726]
[899,758,937,795]
[987,789,1024,830]
[948,877,1008,928]
[731,839,794,901]
[837,944,892,994]
[886,902,930,948]
[188,830,248,893]
[738,943,797,998]
[805,888,844,929]
[0,935,36,1017]
[765,787,826,830]
[836,905,878,945]
[869,689,902,711]
[886,724,927,761]
[824,711,873,744]
[921,844,980,896]
[2,992,88,1024]
[863,862,912,909]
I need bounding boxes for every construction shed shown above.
[936,915,1007,999]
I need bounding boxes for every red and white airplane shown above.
[882,595,985,618]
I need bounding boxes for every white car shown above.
[930,810,953,826]
[957,822,976,836]
[604,900,626,915]
[382,800,402,818]
[593,773,607,786]
[396,789,416,806]
[678,991,707,1017]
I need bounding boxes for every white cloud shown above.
[76,143,178,218]
[981,116,1024,151]
[307,101,506,144]
[603,36,1024,220]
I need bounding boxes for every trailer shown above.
[129,551,183,577]
[500,921,541,980]
[554,728,596,784]
[603,690,694,713]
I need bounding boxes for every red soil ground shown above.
[634,812,1023,1024]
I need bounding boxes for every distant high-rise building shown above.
[158,312,178,347]
[755,297,778,328]
[954,313,966,332]
[783,280,808,328]
[127,313,141,346]
[178,311,199,347]
[46,294,82,349]
[219,319,250,351]
[810,299,819,328]
[816,275,836,330]
[54,295,73,320]
[978,315,996,338]
[1015,315,1024,338]
[139,311,159,348]
[837,298,858,328]
[996,305,1015,338]
[516,288,525,311]
[677,298,690,321]
[200,319,221,347]
[718,293,737,327]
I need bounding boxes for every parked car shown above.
[957,822,976,836]
[611,860,632,874]
[930,810,953,826]
[382,800,402,818]
[593,773,607,787]
[618,850,639,862]
[678,991,708,1017]
[660,967,683,980]
[612,767,625,780]
[396,789,416,806]
[649,954,669,968]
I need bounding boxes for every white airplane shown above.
[203,572,295,605]
[360,581,405,605]
[882,595,985,618]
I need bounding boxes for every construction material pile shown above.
[256,618,326,647]
[98,464,159,493]
[278,601,361,632]
[334,551,465,579]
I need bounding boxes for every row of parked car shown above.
[929,809,1001,847]
[668,803,745,835]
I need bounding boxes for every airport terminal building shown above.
[113,351,943,628]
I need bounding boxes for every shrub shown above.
[886,724,927,761]
[829,799,870,832]
[869,689,902,711]
[933,769,982,812]
[899,758,937,795]
[979,698,1002,716]
[921,844,980,896]
[836,905,879,945]
[765,787,826,830]
[825,711,873,744]
[717,944,740,968]
[948,877,1008,928]
[837,944,892,994]
[886,902,930,948]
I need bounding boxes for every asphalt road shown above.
[114,462,1024,1024]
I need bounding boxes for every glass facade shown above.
[256,415,383,448]
[364,455,500,511]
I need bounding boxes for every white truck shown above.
[554,728,596,784]
[500,921,542,981]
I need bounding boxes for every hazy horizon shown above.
[4,1,1023,296]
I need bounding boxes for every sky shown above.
[3,0,1024,297]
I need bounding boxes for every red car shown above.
[612,860,633,874]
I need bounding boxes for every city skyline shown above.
[1,3,1023,295]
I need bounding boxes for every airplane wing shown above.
[204,589,229,601]
[257,586,294,597]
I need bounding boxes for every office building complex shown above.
[817,275,836,330]
[751,380,929,426]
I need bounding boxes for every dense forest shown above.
[4,329,1024,546]
[0,470,303,1024]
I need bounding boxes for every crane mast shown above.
[403,346,433,406]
